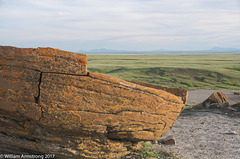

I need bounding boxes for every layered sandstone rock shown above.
[130,81,188,104]
[0,46,187,158]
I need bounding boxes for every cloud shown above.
[1,0,240,50]
[197,0,240,10]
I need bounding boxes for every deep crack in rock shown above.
[34,72,42,104]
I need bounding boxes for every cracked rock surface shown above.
[0,46,187,158]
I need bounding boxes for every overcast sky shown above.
[1,0,240,51]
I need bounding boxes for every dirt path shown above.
[155,90,240,159]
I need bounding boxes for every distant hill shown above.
[210,47,240,51]
[76,47,240,54]
[77,48,172,54]
[77,48,130,53]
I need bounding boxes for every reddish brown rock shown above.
[0,46,188,158]
[202,92,229,108]
[130,81,188,104]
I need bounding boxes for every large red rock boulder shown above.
[0,46,187,158]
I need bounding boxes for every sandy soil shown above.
[156,90,240,159]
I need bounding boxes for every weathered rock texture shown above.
[0,46,88,75]
[130,81,188,104]
[0,46,187,158]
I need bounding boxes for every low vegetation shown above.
[122,142,178,159]
[88,54,240,90]
[139,142,177,159]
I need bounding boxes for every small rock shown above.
[233,92,240,95]
[228,107,237,112]
[131,141,143,151]
[152,140,158,144]
[202,92,229,108]
[224,131,238,135]
[162,135,176,145]
[231,102,240,111]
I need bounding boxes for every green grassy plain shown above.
[88,54,240,90]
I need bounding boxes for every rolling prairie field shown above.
[88,53,240,90]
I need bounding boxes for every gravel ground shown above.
[156,90,240,159]
[187,89,240,105]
